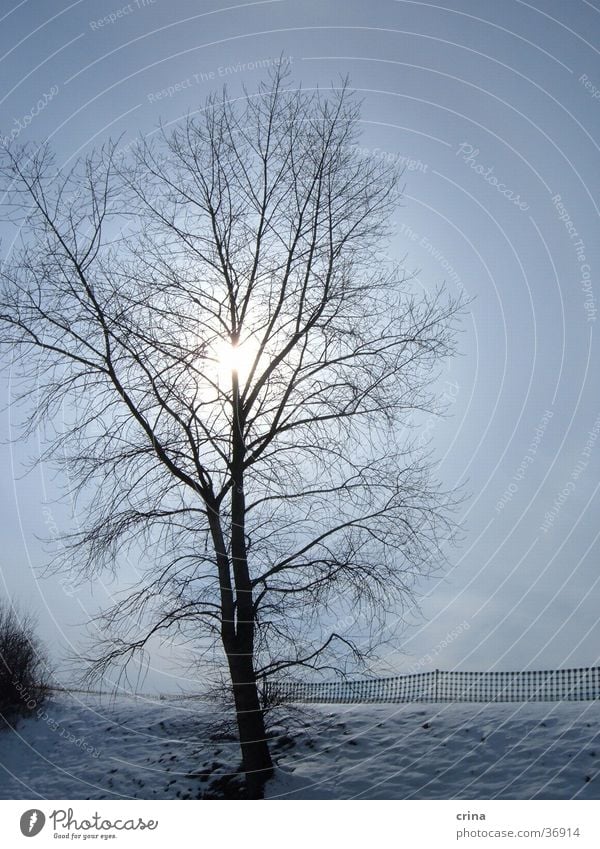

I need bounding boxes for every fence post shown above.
[435,668,439,701]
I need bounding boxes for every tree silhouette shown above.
[0,602,48,724]
[0,66,463,796]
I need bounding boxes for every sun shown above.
[214,336,259,386]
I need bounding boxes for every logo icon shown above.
[20,810,46,837]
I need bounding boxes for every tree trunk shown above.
[225,371,273,797]
[227,645,273,798]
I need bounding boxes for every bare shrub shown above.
[0,602,48,724]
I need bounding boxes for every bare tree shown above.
[0,66,463,796]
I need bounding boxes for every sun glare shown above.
[214,337,259,385]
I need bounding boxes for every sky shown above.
[0,0,599,692]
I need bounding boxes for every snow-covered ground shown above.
[0,693,243,800]
[267,701,600,799]
[0,693,598,799]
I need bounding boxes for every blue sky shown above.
[1,0,599,691]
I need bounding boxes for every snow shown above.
[0,693,599,799]
[266,701,600,799]
[0,693,242,800]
